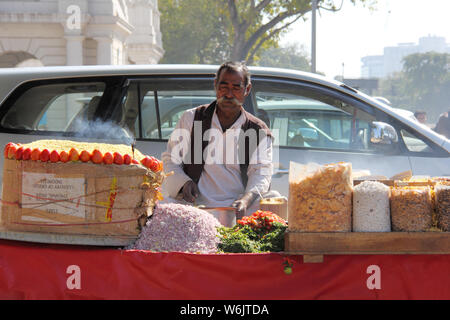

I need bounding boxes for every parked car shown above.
[0,65,448,196]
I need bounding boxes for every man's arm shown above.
[232,136,273,217]
[161,109,196,198]
[245,135,273,195]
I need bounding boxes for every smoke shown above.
[68,118,135,145]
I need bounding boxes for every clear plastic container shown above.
[435,183,450,231]
[288,162,352,232]
[390,187,433,231]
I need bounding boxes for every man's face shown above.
[416,114,426,123]
[214,69,251,111]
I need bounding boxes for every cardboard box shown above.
[1,159,160,236]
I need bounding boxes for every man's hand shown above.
[181,180,199,203]
[231,192,257,220]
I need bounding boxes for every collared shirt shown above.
[161,105,273,208]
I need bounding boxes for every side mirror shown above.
[370,121,398,144]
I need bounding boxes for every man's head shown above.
[435,111,450,139]
[214,61,252,111]
[414,111,427,124]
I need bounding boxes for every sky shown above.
[281,0,450,79]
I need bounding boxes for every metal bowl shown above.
[202,207,237,228]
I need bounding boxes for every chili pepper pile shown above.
[217,210,288,253]
[237,210,287,231]
[3,142,163,172]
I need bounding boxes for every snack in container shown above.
[288,161,352,232]
[434,182,450,231]
[259,196,288,221]
[390,186,433,231]
[431,177,450,185]
[353,180,391,232]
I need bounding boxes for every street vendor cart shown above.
[1,142,449,302]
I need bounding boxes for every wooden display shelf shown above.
[0,225,137,247]
[285,231,450,263]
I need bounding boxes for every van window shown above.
[0,82,105,132]
[401,128,432,153]
[121,79,215,140]
[252,80,376,152]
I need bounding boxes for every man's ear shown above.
[245,83,252,96]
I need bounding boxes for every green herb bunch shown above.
[217,210,288,253]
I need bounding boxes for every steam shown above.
[68,118,135,145]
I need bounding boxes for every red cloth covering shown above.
[0,239,448,300]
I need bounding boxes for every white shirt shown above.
[161,105,273,208]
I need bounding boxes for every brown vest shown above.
[182,101,272,188]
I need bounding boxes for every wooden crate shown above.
[0,159,158,238]
[285,231,450,263]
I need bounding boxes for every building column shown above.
[94,37,113,65]
[65,35,85,66]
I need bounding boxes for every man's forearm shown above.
[245,135,273,195]
[161,152,192,198]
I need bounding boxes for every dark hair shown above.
[414,111,426,117]
[215,61,251,87]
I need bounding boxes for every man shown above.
[414,111,427,125]
[434,111,450,139]
[161,61,278,218]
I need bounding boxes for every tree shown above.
[159,0,376,64]
[255,43,310,71]
[402,52,450,115]
[378,72,410,108]
[224,0,300,63]
[378,52,450,122]
[223,0,376,64]
[159,0,230,64]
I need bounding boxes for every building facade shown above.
[361,35,450,79]
[360,55,383,79]
[0,0,164,67]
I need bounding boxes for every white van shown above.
[0,65,448,196]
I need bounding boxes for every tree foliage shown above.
[159,0,230,64]
[224,0,375,64]
[378,52,450,122]
[255,43,310,71]
[159,0,376,65]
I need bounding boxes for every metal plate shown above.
[201,207,236,228]
[0,227,137,247]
